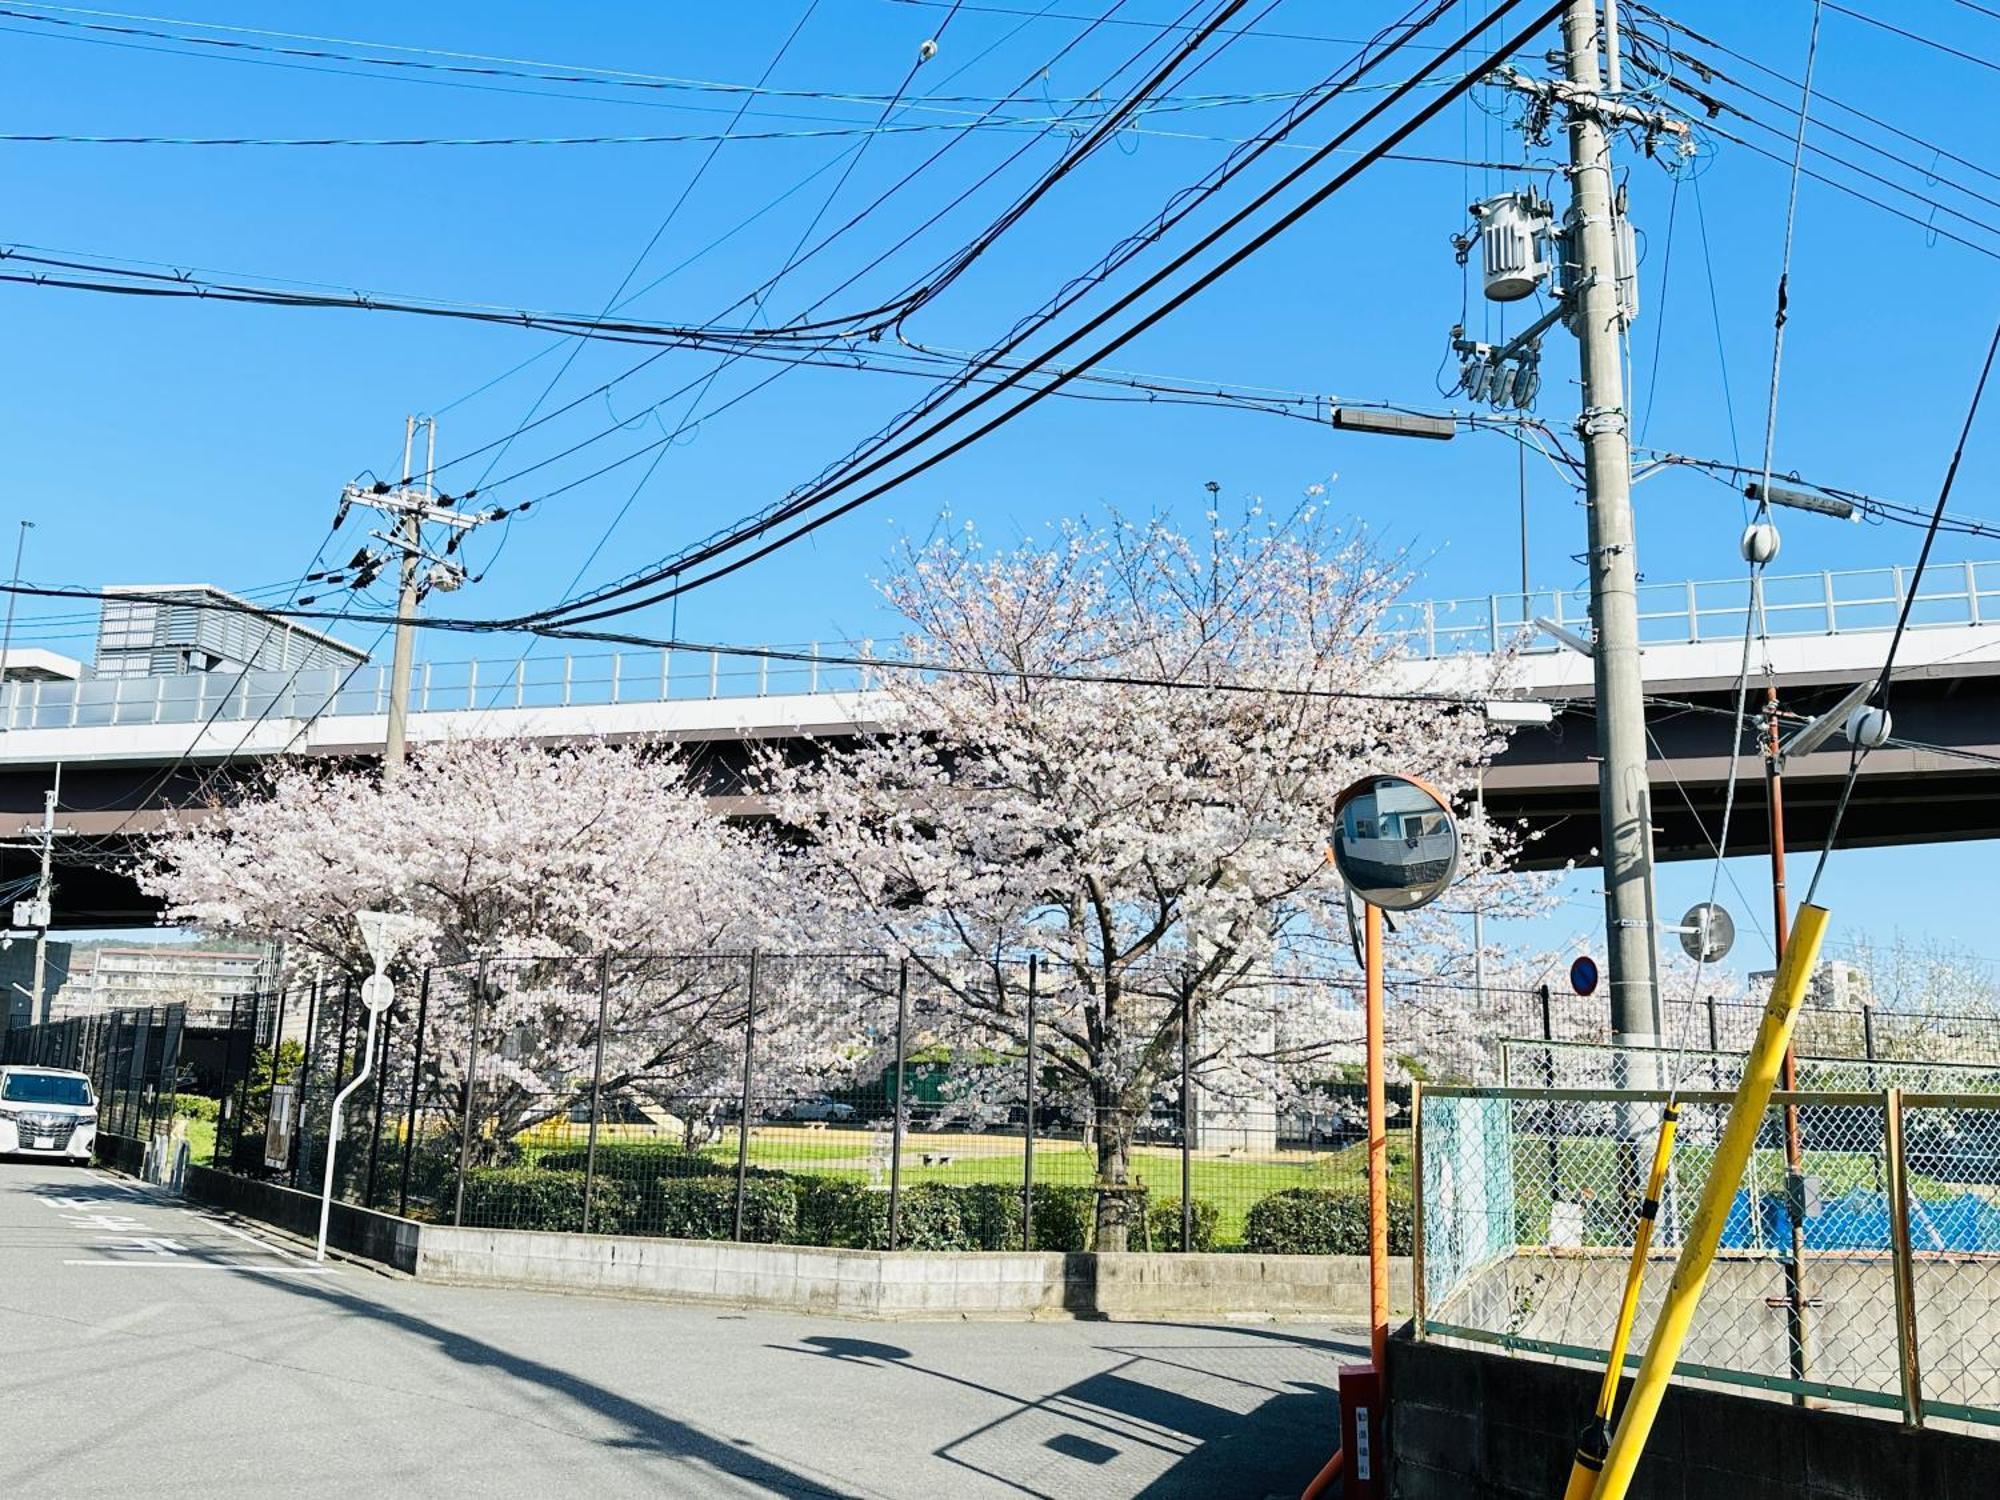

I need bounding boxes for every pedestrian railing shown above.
[1414,1084,2000,1430]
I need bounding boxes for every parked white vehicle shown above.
[0,1066,98,1162]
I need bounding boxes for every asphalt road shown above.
[0,1161,1355,1498]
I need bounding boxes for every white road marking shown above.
[60,1260,337,1273]
[195,1214,307,1263]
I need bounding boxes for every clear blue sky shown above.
[5,1,2000,968]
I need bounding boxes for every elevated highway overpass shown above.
[9,559,2000,925]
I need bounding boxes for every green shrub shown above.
[1026,1184,1112,1253]
[1141,1197,1220,1252]
[1241,1186,1413,1256]
[173,1094,219,1123]
[954,1182,1027,1250]
[458,1168,640,1235]
[792,1179,972,1250]
[646,1176,796,1244]
[892,1183,968,1251]
[536,1143,721,1180]
[793,1177,882,1248]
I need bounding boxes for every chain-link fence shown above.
[1416,1084,2000,1429]
[210,955,1407,1252]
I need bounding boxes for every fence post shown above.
[1539,982,1553,1042]
[265,984,290,1150]
[732,953,760,1243]
[363,1004,396,1207]
[398,970,431,1217]
[230,993,258,1164]
[292,974,321,1188]
[888,960,910,1252]
[1022,955,1038,1250]
[1883,1088,1925,1427]
[1180,979,1194,1253]
[1863,1002,1879,1062]
[581,954,611,1235]
[453,962,488,1228]
[1411,1080,1427,1339]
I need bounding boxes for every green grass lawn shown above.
[516,1120,1412,1246]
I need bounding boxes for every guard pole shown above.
[1365,900,1389,1371]
[1593,902,1831,1500]
[1561,1099,1679,1498]
[1766,687,1812,1402]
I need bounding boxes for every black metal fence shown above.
[0,1003,185,1139]
[202,954,2000,1253]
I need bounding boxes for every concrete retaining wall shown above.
[163,1159,1404,1319]
[1388,1333,2000,1498]
[416,1224,1411,1320]
[183,1165,422,1274]
[93,1129,147,1176]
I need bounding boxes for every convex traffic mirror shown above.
[1332,774,1461,912]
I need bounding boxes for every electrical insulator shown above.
[1846,704,1892,749]
[1740,522,1781,565]
[1470,192,1551,302]
[1613,196,1640,326]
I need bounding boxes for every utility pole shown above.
[1554,0,1664,1049]
[5,764,74,1025]
[385,416,423,781]
[339,418,497,785]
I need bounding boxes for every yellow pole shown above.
[1592,902,1830,1500]
[1560,1101,1679,1499]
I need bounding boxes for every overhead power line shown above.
[514,0,1564,630]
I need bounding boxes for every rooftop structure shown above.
[94,585,367,681]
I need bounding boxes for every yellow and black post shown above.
[1561,1097,1680,1499]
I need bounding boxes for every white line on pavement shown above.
[60,1260,337,1273]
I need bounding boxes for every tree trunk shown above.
[1093,1114,1140,1251]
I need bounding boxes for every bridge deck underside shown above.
[1,672,1993,924]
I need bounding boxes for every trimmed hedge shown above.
[453,1169,1387,1256]
[173,1094,220,1123]
[535,1141,785,1182]
[458,1168,642,1235]
[1240,1186,1413,1257]
[650,1176,797,1244]
[1141,1197,1220,1253]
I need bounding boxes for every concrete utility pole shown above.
[341,417,496,785]
[1559,0,1661,1048]
[9,764,73,1025]
[383,416,430,782]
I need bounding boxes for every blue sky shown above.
[6,1,2000,970]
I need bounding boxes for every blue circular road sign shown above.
[1569,955,1600,997]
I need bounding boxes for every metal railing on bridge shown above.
[7,560,1999,733]
[1379,557,2000,658]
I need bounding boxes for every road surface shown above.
[0,1161,1354,1498]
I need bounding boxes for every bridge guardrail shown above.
[7,560,1999,731]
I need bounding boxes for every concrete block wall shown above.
[161,1159,1409,1322]
[1388,1335,2000,1499]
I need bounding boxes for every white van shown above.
[0,1066,98,1162]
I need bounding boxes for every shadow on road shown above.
[774,1323,1357,1498]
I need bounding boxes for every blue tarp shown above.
[1718,1186,2000,1253]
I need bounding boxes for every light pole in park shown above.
[317,910,427,1262]
[1302,774,1461,1500]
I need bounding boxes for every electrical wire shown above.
[1804,317,2000,906]
[513,0,1533,629]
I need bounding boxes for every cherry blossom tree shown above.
[140,737,871,1147]
[769,507,1544,1248]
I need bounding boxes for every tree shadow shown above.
[211,1266,858,1498]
